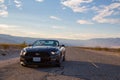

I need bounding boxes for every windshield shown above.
[33,40,59,47]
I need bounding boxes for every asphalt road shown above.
[0,47,120,80]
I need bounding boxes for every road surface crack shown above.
[43,66,64,80]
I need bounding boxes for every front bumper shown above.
[20,55,60,65]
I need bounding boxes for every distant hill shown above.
[0,34,120,48]
[0,34,38,43]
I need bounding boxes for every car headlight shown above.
[51,52,56,55]
[51,51,59,55]
[20,50,26,56]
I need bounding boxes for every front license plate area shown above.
[33,57,41,62]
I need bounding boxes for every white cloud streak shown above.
[61,0,93,13]
[61,0,120,24]
[65,33,120,40]
[0,24,20,35]
[1,24,120,39]
[92,3,120,24]
[0,24,45,38]
[14,0,22,8]
[0,24,19,29]
[52,26,65,29]
[50,16,61,21]
[35,0,44,2]
[0,0,4,3]
[0,4,8,17]
[77,20,93,24]
[0,0,22,17]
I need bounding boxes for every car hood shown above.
[24,46,59,53]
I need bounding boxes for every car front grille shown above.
[25,52,50,57]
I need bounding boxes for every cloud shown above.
[68,33,96,39]
[0,24,19,29]
[0,0,4,3]
[0,24,20,35]
[61,0,93,13]
[77,20,93,24]
[0,0,23,17]
[0,24,44,38]
[14,0,22,8]
[50,16,61,21]
[92,3,120,24]
[0,10,8,17]
[62,0,120,24]
[65,33,120,40]
[52,26,65,29]
[35,0,44,2]
[1,24,120,39]
[0,4,8,17]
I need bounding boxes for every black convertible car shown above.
[20,40,66,67]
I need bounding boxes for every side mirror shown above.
[61,44,65,47]
[62,44,65,47]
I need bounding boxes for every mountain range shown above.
[0,34,120,48]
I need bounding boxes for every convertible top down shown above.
[20,40,66,67]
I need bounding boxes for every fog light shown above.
[20,61,24,65]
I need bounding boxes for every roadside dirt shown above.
[82,48,120,57]
[0,49,20,60]
[0,47,120,80]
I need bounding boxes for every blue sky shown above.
[0,0,120,40]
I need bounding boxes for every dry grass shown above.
[76,47,120,53]
[0,43,27,49]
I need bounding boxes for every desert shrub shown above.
[1,44,10,49]
[102,47,109,51]
[19,41,27,48]
[94,47,102,51]
[0,43,27,49]
[117,48,120,52]
[77,46,120,53]
[19,44,27,48]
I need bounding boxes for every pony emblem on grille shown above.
[35,53,40,56]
